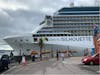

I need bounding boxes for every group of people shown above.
[9,50,69,64]
[16,53,26,64]
[10,51,68,64]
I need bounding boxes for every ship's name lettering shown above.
[49,37,91,41]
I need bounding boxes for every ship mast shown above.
[69,0,74,7]
[95,0,100,6]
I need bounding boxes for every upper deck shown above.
[36,7,100,36]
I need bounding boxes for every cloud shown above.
[74,0,96,6]
[0,0,98,50]
[0,9,12,27]
[0,9,44,38]
[0,0,98,38]
[0,0,29,10]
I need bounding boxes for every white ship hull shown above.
[4,35,94,56]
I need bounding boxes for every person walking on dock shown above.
[56,51,59,61]
[61,53,64,61]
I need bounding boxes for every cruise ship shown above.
[4,6,100,56]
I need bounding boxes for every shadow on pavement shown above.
[78,64,99,74]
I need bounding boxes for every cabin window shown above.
[54,34,56,36]
[20,40,23,42]
[50,34,52,36]
[26,40,28,41]
[26,49,30,51]
[61,34,63,36]
[47,34,49,36]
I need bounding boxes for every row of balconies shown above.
[37,30,93,33]
[53,23,99,26]
[53,21,99,24]
[53,25,95,27]
[37,31,94,36]
[53,16,99,19]
[33,33,93,37]
[46,25,92,27]
[41,27,93,30]
[53,18,99,20]
[53,19,99,22]
[38,29,93,33]
[42,26,93,29]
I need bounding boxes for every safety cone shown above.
[22,56,27,66]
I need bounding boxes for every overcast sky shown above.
[0,0,99,38]
[0,0,99,50]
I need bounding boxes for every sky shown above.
[0,0,99,50]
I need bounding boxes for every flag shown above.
[91,48,95,55]
[93,25,99,36]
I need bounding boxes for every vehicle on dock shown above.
[0,54,10,71]
[82,52,100,65]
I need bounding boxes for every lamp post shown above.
[51,47,54,58]
[19,43,22,56]
[67,46,69,57]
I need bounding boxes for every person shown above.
[35,54,39,61]
[56,51,59,61]
[18,56,22,64]
[69,52,73,57]
[31,55,35,61]
[10,51,14,57]
[10,51,14,63]
[61,53,64,61]
[22,53,27,65]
